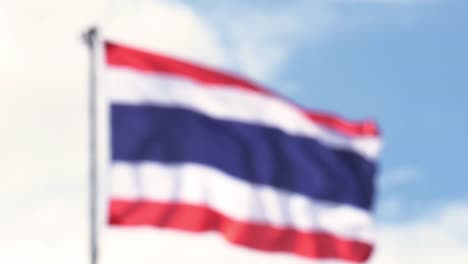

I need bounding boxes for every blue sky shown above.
[178,0,468,223]
[0,0,467,263]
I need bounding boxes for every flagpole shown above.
[82,26,99,264]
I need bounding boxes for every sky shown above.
[0,0,467,263]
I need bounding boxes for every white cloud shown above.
[0,0,101,227]
[0,192,87,264]
[371,201,468,263]
[103,0,227,69]
[208,1,337,83]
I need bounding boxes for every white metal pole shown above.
[82,26,99,264]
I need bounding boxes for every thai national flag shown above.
[105,41,381,263]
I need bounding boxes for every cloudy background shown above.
[0,0,467,263]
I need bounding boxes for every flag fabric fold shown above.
[105,41,381,263]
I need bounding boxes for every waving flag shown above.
[105,41,381,263]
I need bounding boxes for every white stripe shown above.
[110,161,375,243]
[106,68,382,160]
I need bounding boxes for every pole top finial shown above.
[82,26,98,48]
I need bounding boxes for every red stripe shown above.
[109,199,373,262]
[105,41,380,137]
[105,41,269,95]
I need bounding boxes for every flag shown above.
[105,41,381,263]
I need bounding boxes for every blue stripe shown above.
[111,104,377,210]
